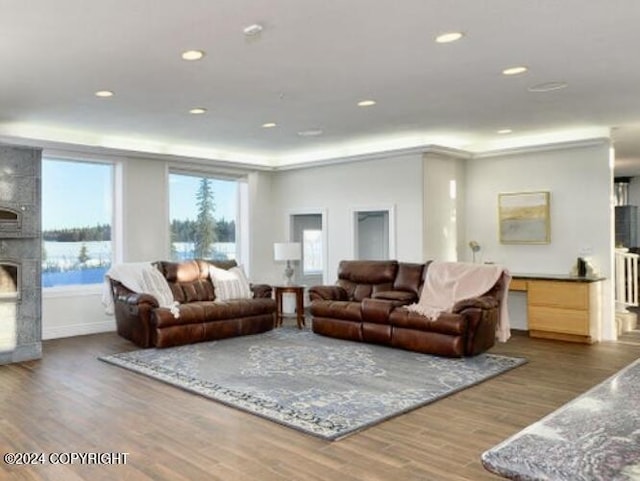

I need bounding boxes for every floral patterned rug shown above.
[100,328,525,440]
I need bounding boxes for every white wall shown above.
[423,153,467,261]
[43,290,115,340]
[263,153,425,284]
[42,154,171,339]
[247,171,278,284]
[465,140,614,338]
[122,157,170,261]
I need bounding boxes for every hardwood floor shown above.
[1,330,638,481]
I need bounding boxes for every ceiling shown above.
[2,0,640,170]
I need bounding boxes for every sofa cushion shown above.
[153,303,207,328]
[202,298,276,320]
[389,308,466,336]
[309,300,362,322]
[337,260,398,283]
[336,260,398,301]
[393,262,426,295]
[181,279,216,302]
[372,290,417,304]
[156,260,207,283]
[209,265,252,301]
[153,298,276,328]
[154,260,210,303]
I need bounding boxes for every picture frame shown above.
[498,191,550,244]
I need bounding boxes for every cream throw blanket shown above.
[102,262,180,318]
[406,261,511,342]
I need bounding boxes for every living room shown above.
[37,139,614,343]
[2,2,640,480]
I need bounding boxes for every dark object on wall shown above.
[615,205,638,248]
[577,257,587,277]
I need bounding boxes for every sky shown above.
[42,159,237,230]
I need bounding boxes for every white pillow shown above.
[209,265,252,302]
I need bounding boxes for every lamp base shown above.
[284,261,294,286]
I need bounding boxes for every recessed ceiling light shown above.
[181,50,205,61]
[297,129,323,137]
[262,122,277,128]
[189,107,207,114]
[243,24,263,36]
[528,81,569,92]
[435,32,464,43]
[357,100,376,107]
[502,66,528,76]
[95,90,114,98]
[497,129,513,135]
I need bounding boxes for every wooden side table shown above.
[274,285,305,329]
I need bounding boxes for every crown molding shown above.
[1,132,611,172]
[273,144,472,171]
[0,134,273,172]
[471,137,611,159]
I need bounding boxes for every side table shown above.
[274,285,305,329]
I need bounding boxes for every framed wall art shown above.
[498,191,550,244]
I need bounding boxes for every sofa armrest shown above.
[452,295,500,356]
[251,283,272,298]
[115,292,159,309]
[452,295,498,313]
[309,285,348,302]
[109,279,159,348]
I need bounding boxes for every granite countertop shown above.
[482,358,640,481]
[511,273,606,283]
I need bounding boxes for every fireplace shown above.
[0,144,41,365]
[0,207,21,233]
[0,261,19,300]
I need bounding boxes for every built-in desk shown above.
[510,274,605,344]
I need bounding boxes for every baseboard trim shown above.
[43,321,116,340]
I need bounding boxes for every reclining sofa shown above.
[309,260,506,357]
[108,259,276,348]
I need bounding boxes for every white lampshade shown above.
[274,242,302,261]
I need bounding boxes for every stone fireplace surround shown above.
[0,144,42,365]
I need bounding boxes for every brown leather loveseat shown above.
[309,260,506,357]
[108,259,276,348]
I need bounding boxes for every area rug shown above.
[100,328,526,440]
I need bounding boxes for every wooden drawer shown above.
[528,281,589,310]
[528,306,590,335]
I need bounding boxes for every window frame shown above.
[41,153,119,296]
[167,166,247,267]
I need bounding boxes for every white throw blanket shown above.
[406,261,511,342]
[102,262,180,318]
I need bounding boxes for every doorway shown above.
[352,206,395,260]
[289,211,327,286]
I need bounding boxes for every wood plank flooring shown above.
[1,329,638,481]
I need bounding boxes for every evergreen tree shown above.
[193,178,217,258]
[77,243,90,265]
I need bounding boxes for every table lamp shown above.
[274,242,302,285]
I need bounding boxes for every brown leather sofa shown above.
[309,260,505,357]
[108,259,276,348]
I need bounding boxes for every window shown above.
[42,158,113,287]
[169,173,239,262]
[302,229,323,275]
